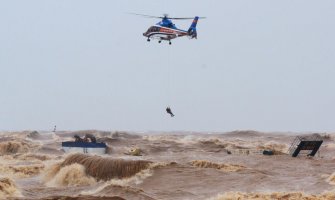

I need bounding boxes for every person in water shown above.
[166,107,175,117]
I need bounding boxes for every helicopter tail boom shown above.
[187,16,199,39]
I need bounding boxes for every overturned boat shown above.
[62,134,107,154]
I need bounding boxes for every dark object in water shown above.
[84,134,97,143]
[288,134,323,157]
[73,134,97,143]
[262,150,274,155]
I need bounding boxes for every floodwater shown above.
[0,130,334,200]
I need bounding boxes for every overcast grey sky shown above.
[1,0,335,132]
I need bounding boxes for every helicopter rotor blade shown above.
[168,17,194,20]
[128,13,206,20]
[169,17,207,20]
[127,12,163,19]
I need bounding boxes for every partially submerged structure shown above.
[62,134,107,154]
[288,135,323,157]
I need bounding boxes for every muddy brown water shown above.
[0,131,334,199]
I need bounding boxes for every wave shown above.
[196,138,289,155]
[43,153,154,187]
[26,131,61,142]
[197,138,247,151]
[111,131,141,139]
[43,154,171,194]
[0,164,44,178]
[224,130,264,137]
[27,131,40,139]
[80,162,174,197]
[190,160,246,172]
[327,173,335,185]
[0,177,22,198]
[0,141,39,155]
[42,196,126,200]
[256,142,289,155]
[45,163,96,187]
[208,192,335,200]
[0,141,30,155]
[60,154,152,181]
[92,185,156,200]
[57,130,139,140]
[325,143,335,149]
[15,153,51,161]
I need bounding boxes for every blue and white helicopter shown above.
[132,14,205,45]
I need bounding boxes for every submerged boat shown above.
[61,134,107,154]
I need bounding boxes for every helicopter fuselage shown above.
[143,25,188,41]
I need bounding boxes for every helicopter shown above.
[131,13,205,45]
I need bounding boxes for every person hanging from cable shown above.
[166,106,175,117]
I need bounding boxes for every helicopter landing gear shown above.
[147,38,150,42]
[169,41,172,45]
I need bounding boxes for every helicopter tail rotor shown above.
[187,16,199,39]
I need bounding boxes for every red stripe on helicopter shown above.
[159,27,186,35]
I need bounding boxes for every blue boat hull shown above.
[61,142,107,154]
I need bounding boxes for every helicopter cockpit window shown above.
[148,26,159,33]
